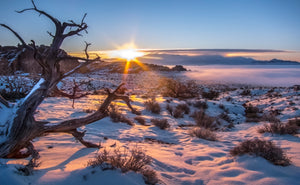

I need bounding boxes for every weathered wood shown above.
[0,0,138,159]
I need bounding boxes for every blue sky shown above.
[0,0,300,54]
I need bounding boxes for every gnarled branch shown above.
[0,94,10,108]
[45,83,139,133]
[0,24,29,48]
[16,0,61,27]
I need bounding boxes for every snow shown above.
[1,69,300,185]
[22,78,45,102]
[0,105,16,144]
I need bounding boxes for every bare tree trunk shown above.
[0,0,139,159]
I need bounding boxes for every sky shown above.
[0,0,300,61]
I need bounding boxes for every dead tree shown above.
[0,0,139,159]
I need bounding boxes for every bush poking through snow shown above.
[201,90,219,100]
[87,147,158,185]
[166,104,174,116]
[189,127,217,141]
[108,104,134,126]
[262,113,280,124]
[230,139,291,166]
[144,99,161,114]
[159,78,199,99]
[288,117,300,127]
[16,150,41,176]
[193,100,208,109]
[258,122,299,135]
[151,118,170,129]
[134,116,146,125]
[176,103,190,114]
[243,103,261,122]
[191,111,216,129]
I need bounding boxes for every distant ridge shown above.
[139,54,300,65]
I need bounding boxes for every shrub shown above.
[219,112,231,123]
[144,99,161,114]
[159,78,199,99]
[176,103,190,114]
[172,103,190,118]
[166,104,174,116]
[193,100,208,109]
[151,118,170,129]
[244,104,261,122]
[191,111,216,129]
[262,113,280,124]
[288,117,300,127]
[87,147,158,185]
[230,139,291,166]
[173,108,184,118]
[240,89,251,96]
[189,127,217,141]
[134,116,146,125]
[201,90,219,100]
[108,105,134,126]
[0,75,36,101]
[15,150,40,176]
[258,122,298,135]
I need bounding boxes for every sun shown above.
[117,49,144,61]
[109,43,145,61]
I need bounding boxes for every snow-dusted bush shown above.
[189,127,217,141]
[193,100,208,109]
[258,122,298,135]
[144,99,161,114]
[87,147,158,185]
[159,78,199,99]
[201,90,219,100]
[166,104,174,116]
[134,116,146,125]
[243,103,261,122]
[176,103,190,114]
[230,139,291,166]
[169,103,190,118]
[191,110,216,129]
[108,105,134,126]
[151,118,170,129]
[0,75,35,101]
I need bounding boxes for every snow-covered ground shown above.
[1,70,300,185]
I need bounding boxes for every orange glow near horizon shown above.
[109,42,145,62]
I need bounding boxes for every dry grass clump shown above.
[16,149,41,176]
[193,100,208,109]
[240,89,251,96]
[288,117,300,127]
[167,103,190,118]
[258,117,300,135]
[230,139,291,166]
[144,99,161,114]
[244,103,261,122]
[189,127,217,141]
[159,78,200,99]
[258,122,298,135]
[134,116,146,125]
[191,110,217,129]
[262,113,280,124]
[201,90,219,100]
[87,147,158,185]
[108,105,134,126]
[176,103,190,114]
[151,118,170,129]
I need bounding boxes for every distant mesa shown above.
[138,53,300,66]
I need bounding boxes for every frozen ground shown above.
[0,69,300,185]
